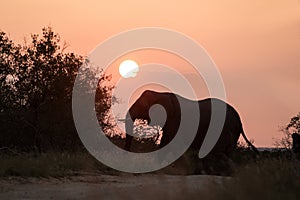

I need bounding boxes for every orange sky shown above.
[1,0,300,147]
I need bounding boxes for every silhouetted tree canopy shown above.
[0,27,114,152]
[287,113,300,135]
[274,112,300,149]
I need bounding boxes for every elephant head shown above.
[124,90,181,151]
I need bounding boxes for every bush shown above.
[0,27,114,152]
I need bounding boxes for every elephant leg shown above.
[225,130,240,156]
[220,154,236,175]
[153,123,179,165]
[159,132,170,148]
[202,153,235,176]
[159,122,179,148]
[186,151,205,175]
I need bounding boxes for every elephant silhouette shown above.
[124,90,258,174]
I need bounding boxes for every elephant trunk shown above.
[124,112,134,151]
[124,100,151,151]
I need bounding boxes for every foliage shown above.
[274,112,300,149]
[1,151,300,200]
[205,157,300,200]
[133,119,162,145]
[0,27,114,152]
[0,152,116,177]
[274,128,293,149]
[95,74,116,135]
[286,112,300,134]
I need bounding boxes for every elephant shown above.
[124,90,258,174]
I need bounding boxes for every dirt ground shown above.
[0,174,229,200]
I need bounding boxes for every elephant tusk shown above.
[117,118,126,123]
[118,118,134,123]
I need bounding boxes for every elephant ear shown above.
[167,93,177,115]
[129,90,158,121]
[135,90,179,122]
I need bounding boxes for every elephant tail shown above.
[241,130,259,154]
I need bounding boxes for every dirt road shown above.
[0,174,228,200]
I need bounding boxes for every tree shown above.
[0,27,115,152]
[274,112,300,149]
[287,113,300,135]
[0,31,22,111]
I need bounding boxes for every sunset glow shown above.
[1,0,300,147]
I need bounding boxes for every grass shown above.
[0,150,300,199]
[200,157,300,200]
[0,152,117,177]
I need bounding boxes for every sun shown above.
[119,60,139,78]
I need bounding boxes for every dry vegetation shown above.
[1,146,300,199]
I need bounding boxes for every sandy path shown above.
[0,175,228,200]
